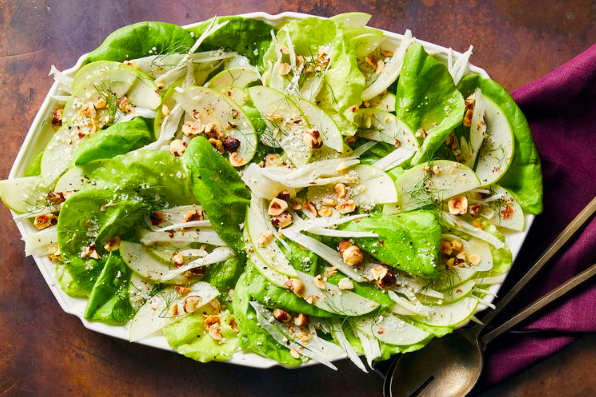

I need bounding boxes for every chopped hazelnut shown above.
[175,286,191,296]
[381,49,394,57]
[47,191,65,204]
[294,313,309,327]
[322,197,338,206]
[338,240,352,255]
[375,59,385,75]
[313,274,325,289]
[278,62,291,75]
[204,123,222,139]
[169,302,180,317]
[448,195,468,215]
[172,252,185,267]
[377,271,397,289]
[306,295,318,305]
[334,183,347,198]
[161,104,170,116]
[446,257,455,269]
[94,97,107,109]
[81,245,100,260]
[182,120,202,137]
[34,213,57,230]
[324,267,338,278]
[258,230,274,246]
[341,244,364,266]
[273,308,292,323]
[319,206,333,217]
[370,266,388,281]
[303,129,323,149]
[463,109,473,127]
[208,322,223,341]
[451,240,464,252]
[169,139,187,156]
[271,211,293,228]
[440,240,453,255]
[336,199,356,214]
[229,152,244,167]
[221,136,241,153]
[51,108,63,129]
[501,205,514,220]
[365,54,376,68]
[303,201,318,217]
[290,348,301,359]
[209,138,225,153]
[268,198,289,216]
[264,153,282,167]
[149,211,165,226]
[183,209,204,223]
[291,201,302,211]
[183,296,201,313]
[469,203,482,218]
[285,279,305,297]
[117,96,132,113]
[338,278,354,290]
[103,236,121,251]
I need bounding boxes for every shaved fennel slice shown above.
[450,45,473,85]
[283,227,365,282]
[145,204,206,230]
[350,141,377,157]
[153,220,212,232]
[388,290,430,317]
[142,103,183,151]
[361,30,414,101]
[23,227,58,256]
[116,107,156,123]
[373,147,416,171]
[155,18,229,86]
[161,247,234,281]
[140,230,227,247]
[354,328,381,368]
[129,282,219,341]
[329,319,368,373]
[441,212,505,249]
[241,163,297,199]
[250,302,339,369]
[49,65,73,93]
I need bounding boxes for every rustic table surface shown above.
[1,1,595,396]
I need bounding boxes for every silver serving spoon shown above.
[378,196,596,397]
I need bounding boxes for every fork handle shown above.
[481,261,596,346]
[474,196,596,333]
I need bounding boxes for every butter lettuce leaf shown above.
[342,211,442,279]
[205,256,245,294]
[84,252,133,324]
[396,42,465,165]
[163,308,239,363]
[182,137,250,253]
[72,118,153,166]
[86,21,195,63]
[233,272,302,366]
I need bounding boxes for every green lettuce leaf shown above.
[186,16,275,67]
[280,238,320,275]
[457,74,543,214]
[396,42,465,165]
[232,272,302,366]
[86,21,195,63]
[72,118,153,166]
[84,252,133,324]
[263,17,365,116]
[56,263,88,298]
[244,264,334,317]
[205,256,245,293]
[87,149,196,207]
[182,137,250,253]
[57,188,149,292]
[342,211,442,279]
[163,308,239,363]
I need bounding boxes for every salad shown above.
[0,12,543,370]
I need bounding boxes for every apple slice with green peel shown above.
[245,238,290,288]
[420,280,477,305]
[414,296,479,327]
[351,164,398,205]
[478,185,525,231]
[120,240,185,284]
[245,198,297,277]
[368,91,396,112]
[442,234,493,272]
[355,108,418,151]
[206,67,260,89]
[395,160,480,211]
[293,96,344,152]
[54,166,86,193]
[296,271,380,316]
[330,12,372,27]
[173,86,257,166]
[474,95,515,186]
[72,61,124,90]
[153,77,184,138]
[0,176,49,213]
[248,86,312,166]
[351,32,385,58]
[356,315,431,346]
[128,273,156,311]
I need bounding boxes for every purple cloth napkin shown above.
[479,43,596,388]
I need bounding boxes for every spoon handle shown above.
[475,195,596,332]
[481,261,596,346]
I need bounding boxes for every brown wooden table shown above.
[1,1,595,396]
